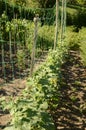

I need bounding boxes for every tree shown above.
[76,0,86,5]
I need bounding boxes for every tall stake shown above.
[30,15,39,77]
[54,0,59,50]
[2,42,6,82]
[61,0,67,44]
[64,0,67,34]
[9,31,14,80]
[61,0,64,44]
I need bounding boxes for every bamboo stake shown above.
[61,0,67,44]
[54,0,59,50]
[61,0,64,44]
[64,0,67,34]
[30,15,39,77]
[9,31,14,80]
[2,42,6,82]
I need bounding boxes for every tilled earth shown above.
[0,50,86,130]
[0,79,27,130]
[51,50,86,130]
[0,52,47,130]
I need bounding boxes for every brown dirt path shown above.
[52,50,86,130]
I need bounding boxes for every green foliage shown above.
[1,0,86,28]
[0,0,35,20]
[78,28,86,65]
[0,0,55,22]
[37,25,54,51]
[17,49,26,69]
[74,8,86,28]
[67,0,86,6]
[74,81,82,86]
[0,14,33,40]
[2,0,39,8]
[13,0,27,7]
[1,43,68,130]
[61,3,86,27]
[67,0,77,4]
[66,26,86,66]
[0,11,55,69]
[70,95,77,102]
[35,0,56,8]
[66,28,80,50]
[76,0,86,5]
[0,12,8,39]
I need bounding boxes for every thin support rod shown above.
[61,0,67,44]
[64,0,67,34]
[2,42,6,82]
[54,0,59,50]
[30,16,39,76]
[16,26,21,79]
[61,0,64,43]
[9,31,14,80]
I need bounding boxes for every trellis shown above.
[0,0,55,84]
[0,0,67,84]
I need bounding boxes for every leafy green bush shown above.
[65,27,80,50]
[0,0,36,20]
[37,25,54,51]
[74,8,86,29]
[17,49,26,69]
[66,26,86,66]
[1,43,68,130]
[78,28,86,65]
[64,6,86,28]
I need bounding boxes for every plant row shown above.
[1,0,86,28]
[0,0,55,25]
[0,0,34,20]
[0,13,54,52]
[0,14,55,79]
[0,43,68,130]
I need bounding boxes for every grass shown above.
[66,26,86,66]
[66,7,77,15]
[78,28,86,65]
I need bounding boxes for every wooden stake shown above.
[54,0,59,50]
[30,15,39,76]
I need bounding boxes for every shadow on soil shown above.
[51,50,86,130]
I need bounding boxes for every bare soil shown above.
[0,52,47,130]
[0,79,27,130]
[0,50,86,130]
[51,50,86,130]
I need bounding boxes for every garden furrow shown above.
[52,50,86,130]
